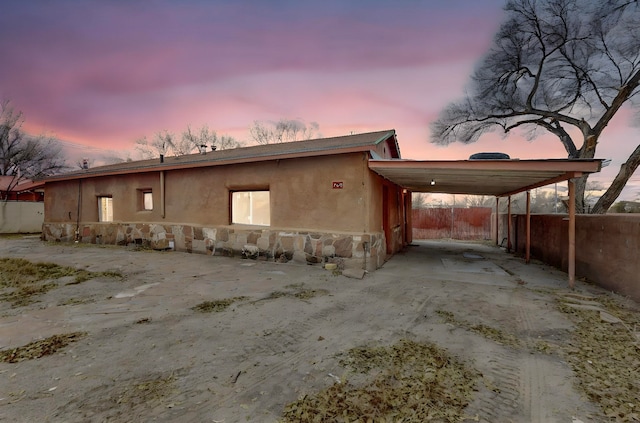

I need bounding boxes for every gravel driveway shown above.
[1,236,637,422]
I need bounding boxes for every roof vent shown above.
[469,152,510,160]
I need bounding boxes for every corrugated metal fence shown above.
[412,207,492,240]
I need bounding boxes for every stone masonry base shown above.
[42,222,387,271]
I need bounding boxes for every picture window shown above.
[231,191,270,226]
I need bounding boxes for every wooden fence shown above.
[412,207,492,240]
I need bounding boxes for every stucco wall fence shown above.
[493,214,640,302]
[1,201,44,234]
[42,222,386,272]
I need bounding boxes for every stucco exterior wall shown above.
[46,154,373,232]
[511,214,640,302]
[43,152,407,270]
[0,201,44,233]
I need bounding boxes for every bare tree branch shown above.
[249,119,320,145]
[1,99,67,200]
[431,0,640,213]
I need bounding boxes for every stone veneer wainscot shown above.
[42,222,386,271]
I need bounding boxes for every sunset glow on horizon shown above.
[1,0,639,198]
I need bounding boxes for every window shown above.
[231,191,270,226]
[98,196,113,222]
[143,191,153,210]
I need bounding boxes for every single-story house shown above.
[41,130,409,270]
[40,129,603,281]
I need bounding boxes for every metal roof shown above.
[369,159,603,197]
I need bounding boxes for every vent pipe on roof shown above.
[211,145,217,151]
[199,144,207,154]
[160,154,164,163]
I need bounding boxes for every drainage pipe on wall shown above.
[507,196,512,253]
[495,197,499,246]
[75,179,82,240]
[526,191,531,264]
[160,171,165,218]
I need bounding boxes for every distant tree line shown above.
[133,118,321,160]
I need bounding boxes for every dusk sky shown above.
[1,0,639,198]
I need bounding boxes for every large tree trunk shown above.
[573,175,589,213]
[573,134,598,213]
[591,144,640,214]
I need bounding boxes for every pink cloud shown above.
[6,0,639,201]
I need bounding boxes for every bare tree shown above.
[0,99,67,199]
[135,125,243,159]
[134,130,175,159]
[431,0,640,214]
[462,195,494,208]
[181,124,242,153]
[249,118,320,145]
[412,193,431,209]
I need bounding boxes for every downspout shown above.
[75,179,82,241]
[363,152,369,269]
[160,171,165,218]
[526,191,531,264]
[495,197,499,246]
[363,152,368,233]
[507,196,512,253]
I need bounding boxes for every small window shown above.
[143,191,153,210]
[98,196,113,222]
[231,191,270,226]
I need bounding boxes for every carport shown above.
[369,158,603,288]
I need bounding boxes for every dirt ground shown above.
[1,236,638,422]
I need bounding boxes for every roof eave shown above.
[42,146,375,183]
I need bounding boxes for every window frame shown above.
[230,189,271,226]
[139,189,153,211]
[97,196,113,222]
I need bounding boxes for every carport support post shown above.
[568,179,576,289]
[526,191,531,264]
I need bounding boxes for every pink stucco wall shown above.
[43,151,409,271]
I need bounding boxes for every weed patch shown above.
[263,284,329,302]
[0,257,122,306]
[436,309,520,347]
[114,374,176,406]
[0,332,87,363]
[557,297,640,421]
[281,339,479,422]
[191,297,248,313]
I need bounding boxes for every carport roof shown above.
[369,159,602,197]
